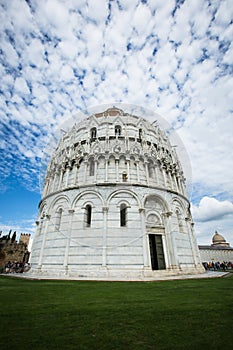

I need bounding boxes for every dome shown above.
[212,231,229,246]
[30,107,204,280]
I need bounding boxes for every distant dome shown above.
[212,231,229,246]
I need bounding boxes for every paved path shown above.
[1,270,230,281]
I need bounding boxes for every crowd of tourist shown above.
[3,261,31,274]
[202,261,233,271]
[1,260,233,274]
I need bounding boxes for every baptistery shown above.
[30,107,204,279]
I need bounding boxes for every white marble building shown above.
[30,107,204,279]
[199,232,233,263]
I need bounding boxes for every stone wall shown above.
[0,232,30,268]
[199,248,233,263]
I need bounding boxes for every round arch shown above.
[38,201,48,217]
[72,190,104,209]
[107,188,141,208]
[143,193,169,213]
[172,197,187,214]
[48,194,70,213]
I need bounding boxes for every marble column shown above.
[136,161,140,182]
[168,171,173,191]
[139,208,150,267]
[177,175,182,194]
[38,214,50,269]
[162,211,180,270]
[115,159,119,182]
[84,160,88,183]
[154,166,158,185]
[102,207,108,267]
[105,157,108,182]
[162,166,167,187]
[73,162,78,186]
[145,161,149,185]
[58,168,65,190]
[180,178,186,196]
[172,173,179,192]
[43,178,49,197]
[65,165,71,187]
[185,217,198,266]
[126,159,130,182]
[63,209,75,272]
[94,159,98,182]
[52,171,59,192]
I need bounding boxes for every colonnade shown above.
[43,155,186,198]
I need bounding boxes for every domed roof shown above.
[94,107,124,118]
[212,231,229,246]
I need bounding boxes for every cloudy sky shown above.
[0,0,232,246]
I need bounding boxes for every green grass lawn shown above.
[0,275,232,350]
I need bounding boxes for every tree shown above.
[11,232,16,243]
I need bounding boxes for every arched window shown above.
[122,172,127,182]
[55,208,63,231]
[84,205,92,227]
[115,125,121,136]
[89,159,95,176]
[120,203,127,227]
[90,127,97,139]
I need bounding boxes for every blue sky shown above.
[0,0,233,246]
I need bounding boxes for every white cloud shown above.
[192,196,233,245]
[14,77,30,95]
[215,0,233,26]
[24,38,46,67]
[1,40,19,68]
[36,0,70,37]
[60,65,74,81]
[192,197,233,222]
[0,0,33,38]
[223,42,233,64]
[58,39,80,60]
[0,0,232,245]
[153,5,174,42]
[83,22,104,59]
[132,3,153,35]
[86,0,108,23]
